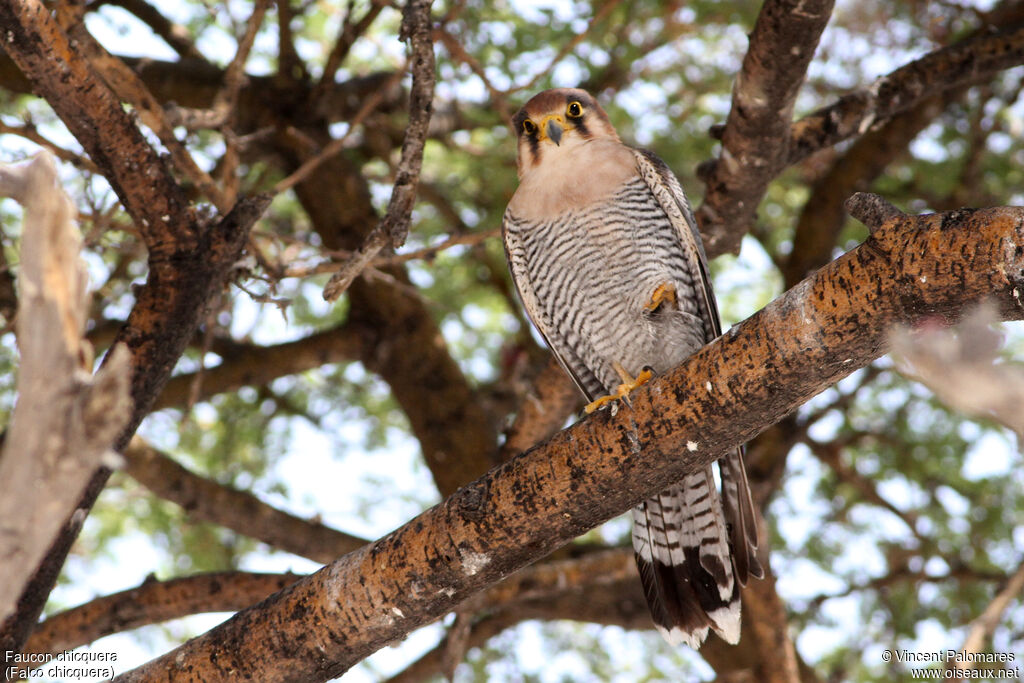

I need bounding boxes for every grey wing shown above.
[633,148,720,341]
[501,208,604,401]
[633,148,763,582]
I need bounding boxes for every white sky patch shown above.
[962,431,1015,479]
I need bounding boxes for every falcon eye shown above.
[522,119,538,135]
[566,101,583,118]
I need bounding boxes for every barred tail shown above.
[632,456,759,648]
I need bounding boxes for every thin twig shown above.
[322,0,436,302]
[314,0,388,102]
[950,560,1024,678]
[0,121,100,173]
[273,69,405,194]
[512,0,625,95]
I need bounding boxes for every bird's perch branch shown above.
[113,198,1024,682]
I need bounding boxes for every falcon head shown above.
[512,88,621,178]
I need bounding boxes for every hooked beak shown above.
[539,115,564,146]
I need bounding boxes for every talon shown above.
[584,394,618,413]
[584,363,655,413]
[644,282,677,312]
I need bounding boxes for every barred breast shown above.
[503,175,709,400]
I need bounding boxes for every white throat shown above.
[510,137,636,220]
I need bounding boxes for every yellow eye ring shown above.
[522,119,538,135]
[566,101,583,118]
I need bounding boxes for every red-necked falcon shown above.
[501,88,763,648]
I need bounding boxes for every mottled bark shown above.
[698,0,835,257]
[113,202,1024,682]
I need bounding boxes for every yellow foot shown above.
[644,282,677,312]
[584,362,654,413]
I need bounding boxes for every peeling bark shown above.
[0,154,131,625]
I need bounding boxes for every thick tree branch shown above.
[54,2,231,211]
[113,202,1024,682]
[122,439,369,563]
[392,555,823,683]
[698,0,834,257]
[786,21,1024,168]
[738,564,801,683]
[154,323,365,410]
[23,573,301,658]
